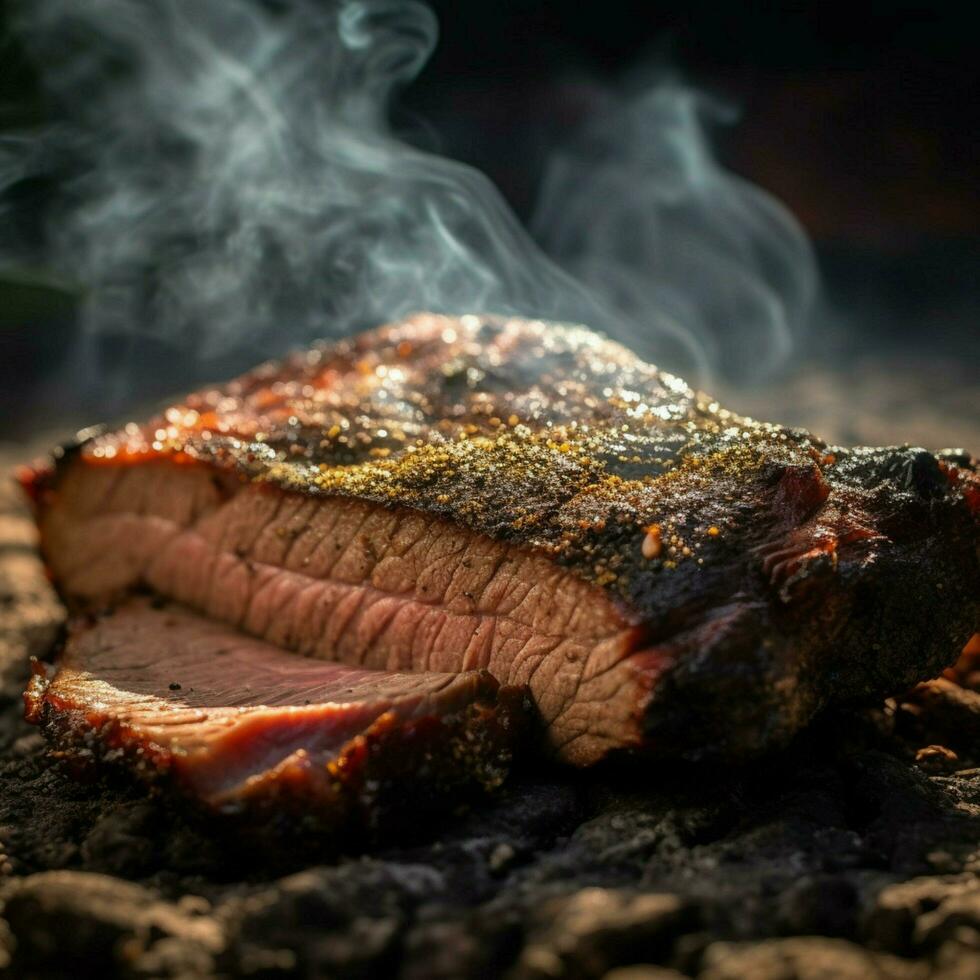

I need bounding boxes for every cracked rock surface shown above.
[2,448,978,979]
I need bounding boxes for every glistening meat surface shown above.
[24,314,980,817]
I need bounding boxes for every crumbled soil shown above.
[2,450,979,980]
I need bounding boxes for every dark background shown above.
[1,1,977,442]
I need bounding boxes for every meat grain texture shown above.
[2,315,980,978]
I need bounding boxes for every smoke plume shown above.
[1,0,817,414]
[534,82,815,381]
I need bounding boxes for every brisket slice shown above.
[25,598,523,829]
[25,314,980,786]
[38,466,652,764]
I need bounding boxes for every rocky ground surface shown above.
[2,428,979,979]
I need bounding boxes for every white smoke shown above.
[1,0,817,403]
[533,82,816,381]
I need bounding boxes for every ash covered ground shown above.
[2,399,979,980]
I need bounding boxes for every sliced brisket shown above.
[25,598,522,828]
[23,314,980,818]
[40,466,649,763]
